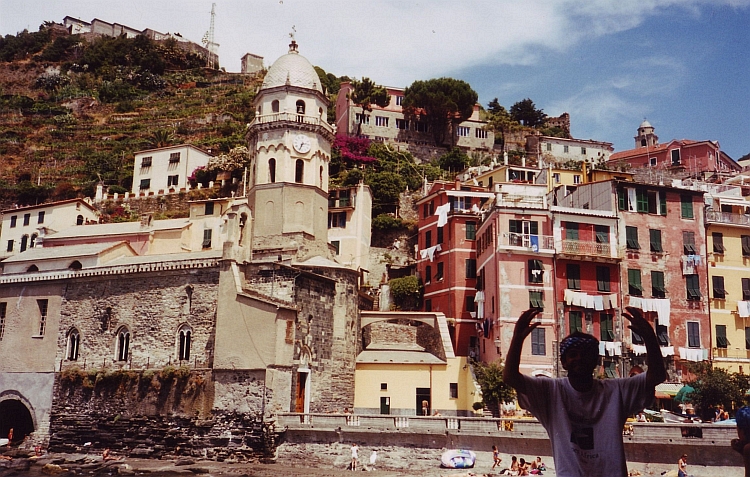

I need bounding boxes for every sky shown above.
[2,0,749,159]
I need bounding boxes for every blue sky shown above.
[2,0,749,158]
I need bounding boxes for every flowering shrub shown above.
[206,145,249,172]
[333,136,377,163]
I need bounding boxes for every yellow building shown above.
[354,312,481,416]
[706,191,750,372]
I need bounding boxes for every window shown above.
[23,213,30,226]
[425,299,432,312]
[465,259,477,279]
[687,322,700,348]
[652,271,666,298]
[30,233,37,248]
[636,188,648,213]
[116,327,130,361]
[713,275,727,299]
[37,299,48,336]
[746,327,750,350]
[581,147,587,155]
[202,229,212,249]
[713,232,725,254]
[671,149,681,165]
[660,193,667,215]
[355,113,370,125]
[743,236,750,257]
[9,216,17,228]
[414,120,428,132]
[475,128,488,139]
[296,100,306,115]
[328,212,346,228]
[178,326,192,361]
[77,215,84,225]
[457,126,470,137]
[683,231,696,254]
[6,240,12,252]
[596,266,610,292]
[573,175,581,184]
[140,178,151,190]
[466,221,476,240]
[567,264,581,290]
[295,159,304,183]
[425,231,432,248]
[436,262,444,281]
[169,152,180,164]
[0,303,5,341]
[600,313,614,342]
[331,240,340,255]
[569,311,583,334]
[650,157,657,167]
[553,173,560,184]
[650,229,663,253]
[716,325,728,349]
[437,227,444,244]
[681,195,694,219]
[465,296,475,312]
[595,225,609,244]
[425,266,431,284]
[381,382,388,390]
[141,156,152,167]
[529,260,544,284]
[628,269,643,296]
[546,143,552,151]
[529,290,544,309]
[563,145,569,153]
[744,278,750,301]
[271,99,279,113]
[375,116,389,127]
[205,202,214,215]
[686,274,701,300]
[565,222,579,240]
[395,118,408,130]
[657,324,669,346]
[167,175,179,187]
[449,383,458,399]
[269,158,276,182]
[531,327,546,355]
[67,328,80,360]
[20,235,28,252]
[37,211,45,224]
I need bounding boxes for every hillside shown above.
[0,26,261,211]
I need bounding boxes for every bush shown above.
[389,275,422,311]
[372,214,405,231]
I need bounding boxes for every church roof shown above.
[261,41,323,94]
[639,119,653,129]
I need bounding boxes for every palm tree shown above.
[150,129,173,148]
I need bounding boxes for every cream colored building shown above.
[0,199,99,260]
[526,135,613,168]
[131,144,213,196]
[327,182,372,272]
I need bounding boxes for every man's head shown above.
[560,332,599,374]
[737,406,750,440]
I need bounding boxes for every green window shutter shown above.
[569,311,583,334]
[529,291,544,309]
[595,225,609,244]
[465,259,477,279]
[618,189,626,210]
[597,266,610,292]
[567,264,581,289]
[681,195,694,219]
[651,271,666,298]
[743,236,750,257]
[716,325,728,349]
[530,221,539,235]
[628,269,642,296]
[659,193,667,215]
[531,327,546,356]
[509,220,520,234]
[687,322,700,348]
[565,222,579,240]
[202,229,212,248]
[686,274,701,300]
[712,275,726,299]
[626,226,640,250]
[600,313,614,342]
[649,229,663,252]
[466,221,476,240]
[636,188,648,213]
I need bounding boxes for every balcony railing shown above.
[705,208,750,227]
[560,239,612,258]
[250,112,334,133]
[497,233,555,251]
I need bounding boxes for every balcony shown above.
[497,233,555,252]
[559,239,614,259]
[250,112,334,134]
[705,208,750,227]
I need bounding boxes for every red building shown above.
[607,121,739,176]
[415,181,495,356]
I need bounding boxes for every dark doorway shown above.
[380,396,390,415]
[0,400,34,444]
[295,372,308,413]
[416,387,431,416]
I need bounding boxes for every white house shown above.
[327,182,372,273]
[131,144,213,196]
[0,199,99,260]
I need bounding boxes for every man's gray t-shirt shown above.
[517,372,652,477]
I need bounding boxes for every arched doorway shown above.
[0,399,34,444]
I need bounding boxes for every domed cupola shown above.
[261,40,323,94]
[635,119,658,148]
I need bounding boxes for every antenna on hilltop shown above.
[202,3,219,68]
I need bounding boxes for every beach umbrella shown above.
[674,385,695,403]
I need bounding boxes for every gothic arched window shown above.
[77,215,84,225]
[67,328,80,361]
[178,325,192,361]
[269,158,276,183]
[295,159,304,183]
[116,326,130,362]
[272,100,280,113]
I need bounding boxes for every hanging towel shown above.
[631,344,647,356]
[572,291,585,307]
[679,347,688,361]
[599,341,606,356]
[652,299,671,328]
[564,288,573,306]
[585,294,596,309]
[435,203,451,227]
[739,301,750,318]
[593,295,604,311]
[530,235,539,252]
[609,294,618,309]
[628,296,642,309]
[661,346,674,357]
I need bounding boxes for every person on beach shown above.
[492,445,502,469]
[677,453,688,477]
[503,307,666,477]
[731,406,750,477]
[350,443,358,471]
[501,455,519,475]
[369,450,377,470]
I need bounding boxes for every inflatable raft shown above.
[440,449,476,469]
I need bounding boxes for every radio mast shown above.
[202,3,219,68]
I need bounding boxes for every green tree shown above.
[473,361,515,417]
[388,275,422,311]
[150,129,173,148]
[349,77,390,136]
[365,171,405,216]
[510,98,547,128]
[438,147,470,173]
[687,362,750,420]
[402,78,478,146]
[485,98,518,149]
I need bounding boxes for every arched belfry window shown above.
[295,160,304,183]
[269,158,276,183]
[296,100,305,115]
[178,325,192,361]
[67,328,80,361]
[272,100,280,113]
[116,326,130,362]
